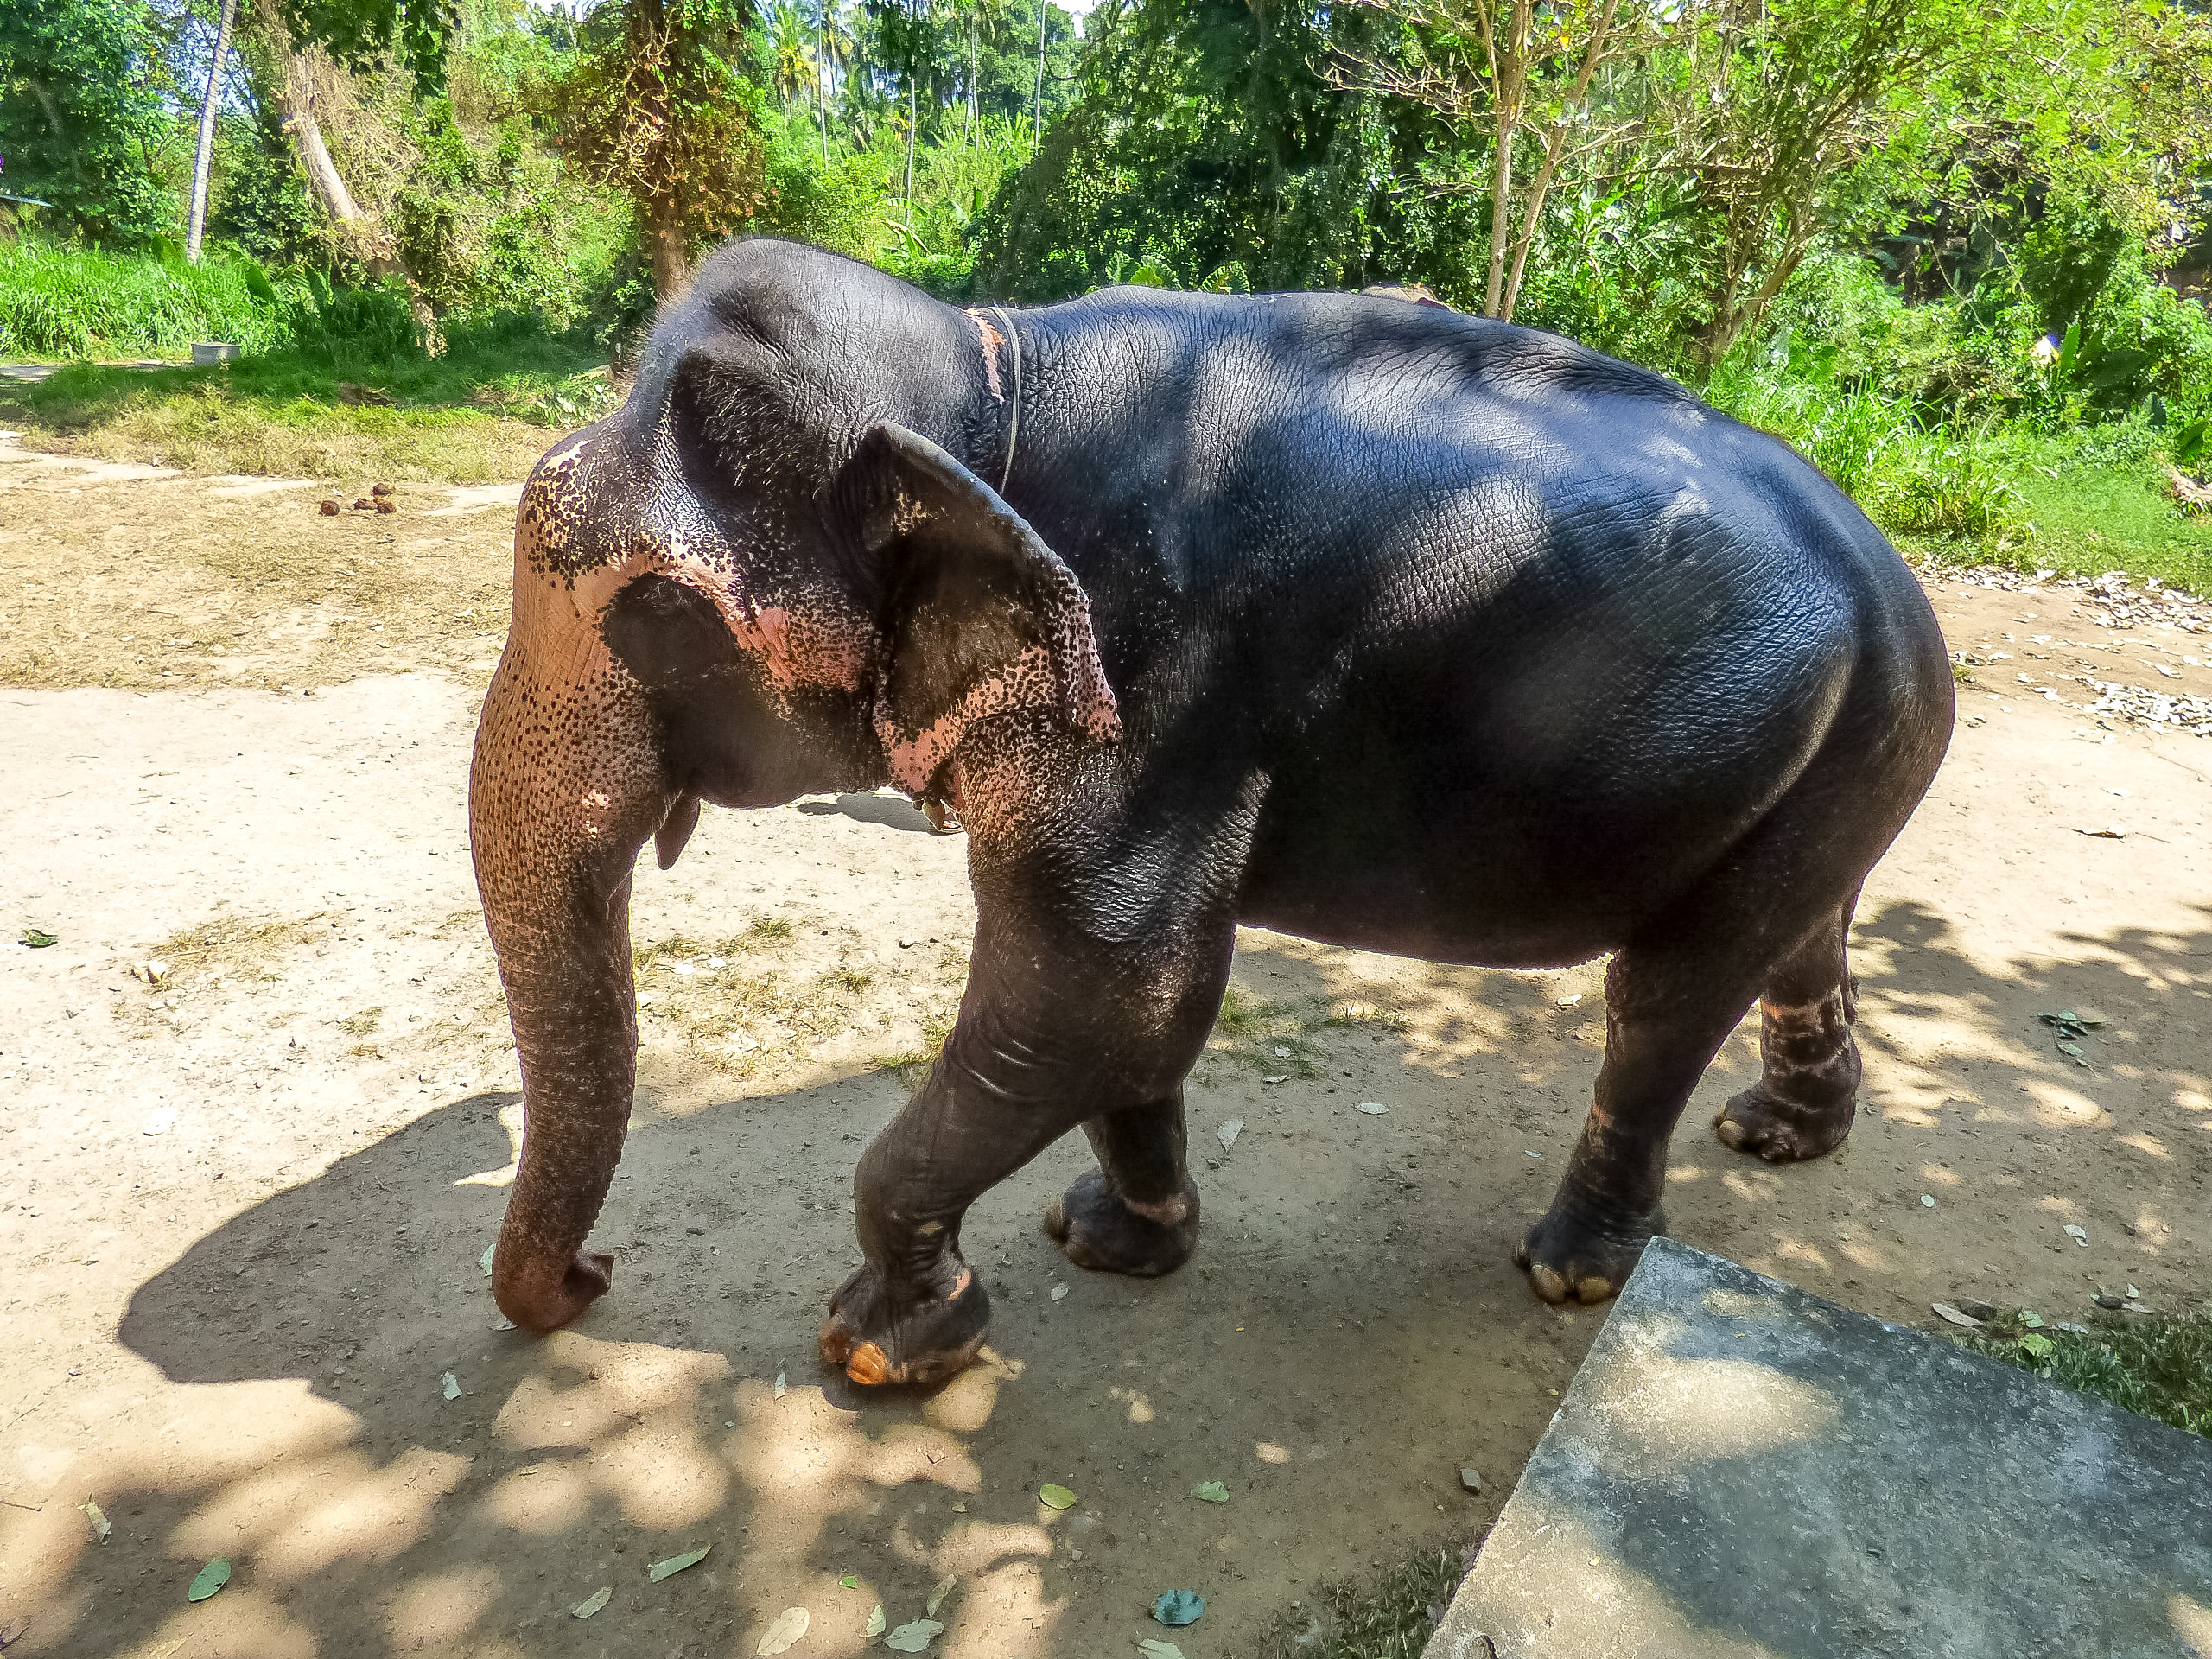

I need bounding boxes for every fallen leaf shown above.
[188,1558,232,1602]
[1152,1590,1205,1626]
[1190,1481,1230,1504]
[774,1371,786,1399]
[2021,1309,2046,1328]
[1272,1046,1290,1058]
[1930,1302,1983,1329]
[950,1501,967,1513]
[926,1573,956,1616]
[1919,1194,1936,1208]
[84,1501,111,1542]
[1039,1484,1077,1510]
[480,1243,495,1276]
[865,1605,887,1637]
[841,1573,859,1589]
[1050,1283,1070,1302]
[756,1606,809,1654]
[649,1546,710,1583]
[1261,1074,1288,1084]
[1355,1102,1389,1116]
[442,1372,461,1400]
[142,1107,176,1137]
[21,929,57,948]
[2064,1224,2088,1245]
[1137,1642,1187,1659]
[2018,1333,2055,1359]
[489,1316,516,1332]
[883,1617,944,1651]
[2123,1300,2152,1313]
[2076,825,2127,838]
[572,1586,613,1619]
[1217,1118,1242,1152]
[1554,992,1583,1007]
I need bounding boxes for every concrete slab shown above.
[1427,1239,2212,1659]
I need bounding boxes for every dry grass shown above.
[143,912,333,986]
[10,391,563,484]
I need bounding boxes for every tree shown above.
[0,0,171,243]
[767,0,818,114]
[186,0,242,263]
[1644,0,2000,365]
[1334,0,1649,320]
[552,0,767,301]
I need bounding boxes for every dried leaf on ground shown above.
[756,1607,809,1654]
[572,1586,612,1619]
[926,1574,956,1616]
[884,1617,944,1651]
[1152,1590,1205,1626]
[1039,1484,1077,1510]
[188,1558,231,1602]
[83,1501,110,1542]
[1190,1481,1230,1503]
[865,1605,887,1637]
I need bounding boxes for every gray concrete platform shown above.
[1427,1239,2212,1659]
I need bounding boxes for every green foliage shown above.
[0,238,302,356]
[209,124,322,268]
[1955,1310,2212,1440]
[1255,1547,1467,1659]
[0,0,173,244]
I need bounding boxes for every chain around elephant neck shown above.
[988,304,1022,494]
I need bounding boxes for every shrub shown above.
[0,240,302,357]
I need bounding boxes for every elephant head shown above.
[467,244,1118,1333]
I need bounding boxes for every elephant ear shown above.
[836,423,1119,797]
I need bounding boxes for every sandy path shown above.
[1,461,2207,1659]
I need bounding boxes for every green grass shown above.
[1954,1309,2212,1439]
[1253,1546,1471,1659]
[0,240,299,359]
[1207,984,1409,1078]
[0,310,614,482]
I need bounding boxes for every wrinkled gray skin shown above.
[468,238,1953,1386]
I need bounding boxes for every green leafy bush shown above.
[0,240,302,357]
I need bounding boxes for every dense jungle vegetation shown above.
[2,0,2209,581]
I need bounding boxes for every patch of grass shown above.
[874,1012,954,1087]
[1253,1545,1473,1659]
[631,919,798,976]
[1954,1308,2212,1438]
[143,912,330,984]
[821,965,874,994]
[338,1007,385,1038]
[0,241,298,358]
[1206,984,1408,1077]
[749,916,796,943]
[0,307,613,483]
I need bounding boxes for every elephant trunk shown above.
[471,567,670,1333]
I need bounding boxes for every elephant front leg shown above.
[819,1061,1066,1387]
[1046,1096,1201,1277]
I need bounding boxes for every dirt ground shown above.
[3,437,2209,1659]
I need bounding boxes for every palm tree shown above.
[813,0,856,157]
[767,1,819,117]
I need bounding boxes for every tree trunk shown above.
[648,189,690,302]
[1484,111,1515,319]
[185,0,238,264]
[817,17,831,161]
[1033,0,1046,149]
[282,55,365,224]
[903,79,917,234]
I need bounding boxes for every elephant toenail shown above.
[1529,1264,1567,1303]
[1042,1199,1068,1240]
[846,1342,891,1386]
[1512,1240,1531,1269]
[1715,1118,1746,1149]
[1574,1275,1611,1304]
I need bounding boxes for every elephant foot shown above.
[1514,1205,1661,1306]
[818,1260,990,1388]
[1044,1168,1199,1277]
[493,1248,613,1334]
[1715,1080,1855,1163]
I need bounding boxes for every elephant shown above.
[468,238,1953,1386]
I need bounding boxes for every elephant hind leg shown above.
[1046,1094,1202,1278]
[1714,894,1863,1163]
